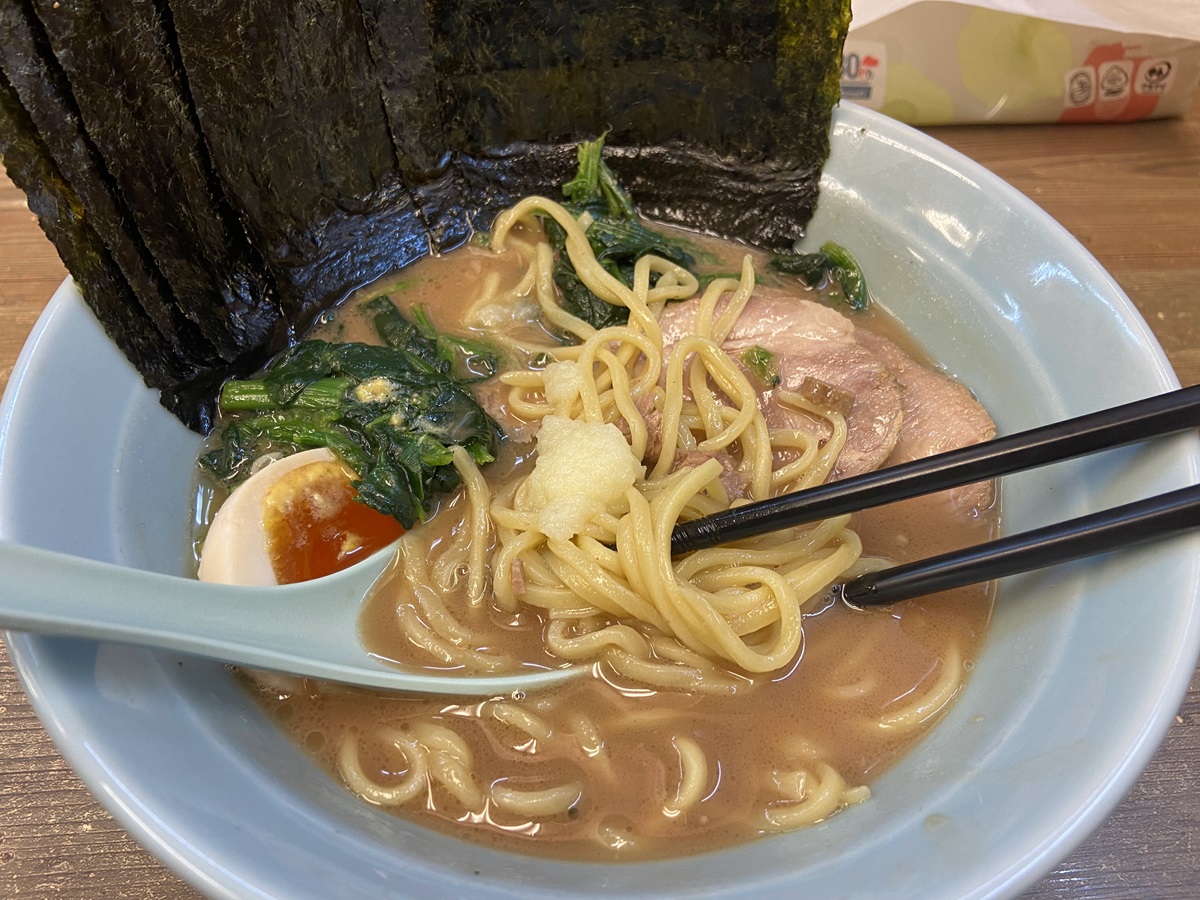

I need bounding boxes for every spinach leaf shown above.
[771,240,869,311]
[542,136,696,332]
[740,346,781,387]
[202,304,500,529]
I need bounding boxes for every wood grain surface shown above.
[1,102,1198,897]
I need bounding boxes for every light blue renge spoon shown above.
[0,541,584,694]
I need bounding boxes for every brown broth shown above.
[242,229,998,860]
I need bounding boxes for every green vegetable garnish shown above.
[740,346,780,387]
[771,240,869,310]
[202,301,500,529]
[410,304,499,381]
[544,135,696,332]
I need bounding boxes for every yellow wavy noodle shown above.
[394,603,510,672]
[490,701,556,747]
[410,721,474,760]
[546,619,651,659]
[447,446,493,606]
[775,388,850,483]
[429,749,485,810]
[604,649,729,694]
[664,735,708,817]
[763,762,870,830]
[463,229,563,360]
[878,645,964,733]
[338,721,492,813]
[567,712,605,757]
[824,615,892,701]
[338,728,427,807]
[396,536,472,642]
[409,722,487,810]
[490,780,582,817]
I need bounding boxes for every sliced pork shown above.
[658,288,996,512]
[855,329,996,513]
[658,291,905,478]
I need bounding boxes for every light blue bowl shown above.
[2,104,1198,899]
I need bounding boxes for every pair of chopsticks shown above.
[670,384,1200,607]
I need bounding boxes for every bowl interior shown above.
[1,104,1198,899]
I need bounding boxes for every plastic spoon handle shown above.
[0,542,580,695]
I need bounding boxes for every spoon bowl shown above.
[0,540,583,694]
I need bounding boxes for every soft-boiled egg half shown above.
[198,447,404,586]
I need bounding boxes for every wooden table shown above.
[2,103,1199,897]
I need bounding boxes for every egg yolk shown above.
[261,460,404,584]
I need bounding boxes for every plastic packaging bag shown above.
[843,0,1200,123]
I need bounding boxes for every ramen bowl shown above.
[1,104,1198,898]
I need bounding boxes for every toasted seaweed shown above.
[429,2,796,152]
[167,0,430,345]
[0,0,215,370]
[30,0,278,363]
[358,0,474,253]
[0,0,851,432]
[0,69,181,389]
[422,0,848,246]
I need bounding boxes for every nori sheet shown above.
[430,2,789,152]
[0,0,215,371]
[30,0,278,364]
[0,0,851,432]
[0,69,183,387]
[358,0,474,253]
[167,0,431,347]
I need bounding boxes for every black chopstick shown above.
[834,483,1200,607]
[670,384,1200,556]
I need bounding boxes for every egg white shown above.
[197,447,338,586]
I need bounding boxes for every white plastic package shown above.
[843,0,1200,123]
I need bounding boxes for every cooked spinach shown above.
[542,136,696,331]
[201,301,500,529]
[771,240,869,311]
[365,294,499,381]
[740,346,781,387]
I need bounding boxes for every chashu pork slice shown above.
[854,329,997,513]
[659,289,996,514]
[659,291,905,479]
